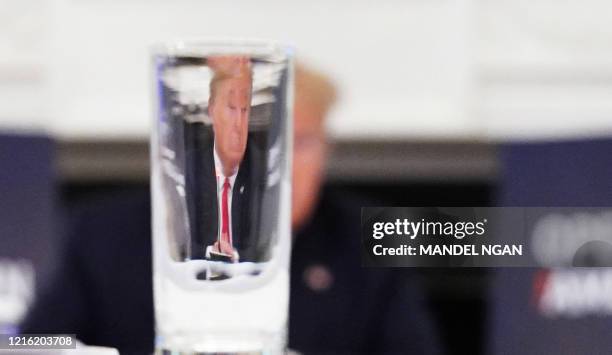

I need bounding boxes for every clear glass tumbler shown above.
[150,40,293,355]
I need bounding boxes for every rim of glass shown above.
[151,38,293,61]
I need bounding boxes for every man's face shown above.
[210,76,251,174]
[292,99,327,230]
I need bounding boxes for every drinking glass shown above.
[150,40,293,355]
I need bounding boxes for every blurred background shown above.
[1,0,612,354]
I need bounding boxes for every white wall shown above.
[477,0,612,141]
[0,0,52,133]
[1,0,612,141]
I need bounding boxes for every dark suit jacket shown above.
[183,122,266,262]
[21,188,442,355]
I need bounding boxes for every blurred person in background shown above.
[21,63,441,355]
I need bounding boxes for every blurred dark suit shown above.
[21,188,441,355]
[183,122,265,262]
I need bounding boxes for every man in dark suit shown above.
[183,128,264,264]
[184,56,264,263]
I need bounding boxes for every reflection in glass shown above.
[152,42,292,354]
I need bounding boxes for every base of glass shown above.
[156,349,283,355]
[155,330,285,355]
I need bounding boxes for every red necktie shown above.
[221,177,231,246]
